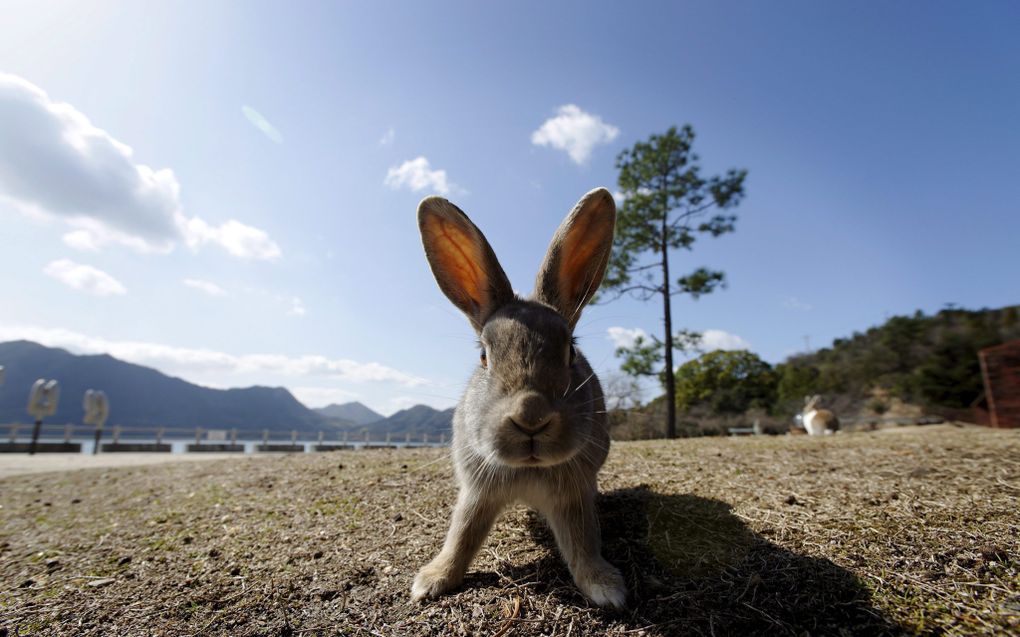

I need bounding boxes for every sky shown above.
[1,1,1017,416]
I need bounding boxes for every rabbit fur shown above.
[412,187,626,609]
[801,395,840,435]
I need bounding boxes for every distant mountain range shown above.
[313,402,454,437]
[0,341,453,438]
[366,404,455,438]
[314,401,383,426]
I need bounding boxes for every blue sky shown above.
[1,1,1017,415]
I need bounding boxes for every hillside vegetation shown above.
[777,305,1019,412]
[613,305,1019,439]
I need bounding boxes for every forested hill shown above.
[777,305,1020,411]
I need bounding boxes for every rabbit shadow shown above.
[496,485,902,636]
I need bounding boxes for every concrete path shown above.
[0,453,270,480]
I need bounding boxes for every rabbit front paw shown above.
[575,558,626,609]
[411,556,463,601]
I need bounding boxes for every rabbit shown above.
[799,395,840,435]
[411,187,626,609]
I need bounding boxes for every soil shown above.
[1,424,1018,636]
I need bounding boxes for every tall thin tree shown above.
[600,125,746,438]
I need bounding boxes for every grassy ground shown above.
[1,425,1017,636]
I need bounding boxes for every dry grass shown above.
[1,424,1018,636]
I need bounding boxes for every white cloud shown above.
[531,104,619,164]
[43,259,126,296]
[0,73,280,260]
[62,229,100,251]
[0,323,429,386]
[780,295,813,311]
[59,219,174,254]
[290,386,360,408]
[379,127,395,146]
[182,217,281,261]
[608,326,749,354]
[387,396,421,413]
[241,105,283,143]
[287,297,307,317]
[607,326,649,350]
[384,156,453,195]
[182,278,227,297]
[700,329,750,352]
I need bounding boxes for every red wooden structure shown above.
[979,340,1020,428]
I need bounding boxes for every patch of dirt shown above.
[1,428,1018,635]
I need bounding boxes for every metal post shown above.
[156,427,164,446]
[262,429,269,447]
[8,424,17,444]
[423,432,428,445]
[405,432,411,444]
[364,429,370,443]
[290,430,297,447]
[342,431,348,443]
[385,432,392,444]
[317,431,324,446]
[230,428,238,447]
[195,427,202,446]
[63,423,72,444]
[113,425,122,445]
[93,426,102,455]
[29,419,42,455]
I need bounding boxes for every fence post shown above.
[195,427,202,446]
[29,419,42,455]
[63,423,72,444]
[290,430,297,447]
[405,432,411,444]
[113,425,122,445]
[386,432,392,444]
[423,432,428,445]
[93,425,102,455]
[156,427,164,446]
[230,428,238,447]
[317,431,324,446]
[440,433,446,445]
[9,424,18,444]
[342,430,348,443]
[262,429,269,448]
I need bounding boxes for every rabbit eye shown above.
[480,350,488,368]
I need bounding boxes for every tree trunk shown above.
[660,193,676,439]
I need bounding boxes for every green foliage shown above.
[775,363,822,411]
[598,124,747,437]
[601,125,747,301]
[676,268,727,299]
[616,330,701,383]
[674,350,777,415]
[781,306,1018,409]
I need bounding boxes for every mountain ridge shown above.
[314,401,383,426]
[0,341,323,432]
[0,340,456,437]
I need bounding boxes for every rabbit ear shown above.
[418,196,515,332]
[534,188,616,330]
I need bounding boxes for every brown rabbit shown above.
[800,395,840,435]
[412,188,625,608]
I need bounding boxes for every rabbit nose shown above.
[508,393,553,435]
[509,415,551,436]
